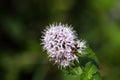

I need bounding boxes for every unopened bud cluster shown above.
[41,23,86,67]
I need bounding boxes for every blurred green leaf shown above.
[32,65,49,80]
[84,62,98,79]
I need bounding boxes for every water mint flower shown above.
[41,23,86,67]
[75,40,86,53]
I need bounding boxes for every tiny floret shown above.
[75,40,86,53]
[41,23,86,67]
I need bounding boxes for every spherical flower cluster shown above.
[41,23,86,67]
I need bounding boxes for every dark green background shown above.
[0,0,120,80]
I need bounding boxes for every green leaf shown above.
[62,66,83,75]
[84,62,98,79]
[80,72,91,80]
[62,66,83,80]
[72,66,83,75]
[62,75,79,80]
[92,73,102,80]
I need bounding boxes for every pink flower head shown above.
[41,23,86,67]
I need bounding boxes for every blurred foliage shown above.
[0,0,120,80]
